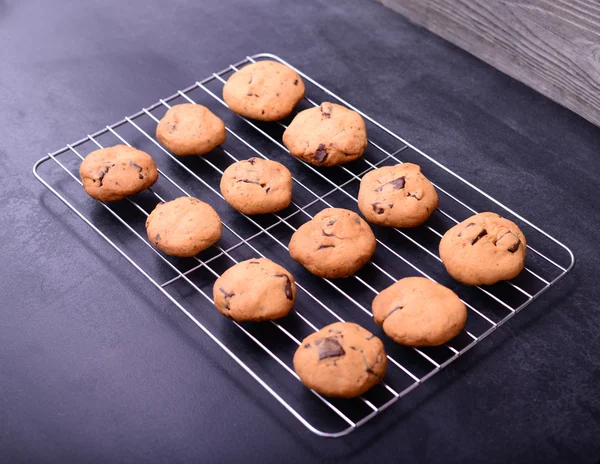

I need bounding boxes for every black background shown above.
[1,0,600,462]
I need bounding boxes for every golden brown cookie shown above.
[288,208,376,278]
[145,196,221,257]
[282,102,367,167]
[222,60,305,121]
[293,322,387,398]
[212,258,296,322]
[439,212,527,285]
[358,163,438,227]
[372,277,467,346]
[220,158,293,214]
[79,145,158,202]
[155,103,226,156]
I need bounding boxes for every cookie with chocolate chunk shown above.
[212,258,296,322]
[358,163,438,227]
[293,322,387,398]
[223,60,305,121]
[372,277,467,346]
[288,208,376,278]
[145,196,221,257]
[79,145,159,202]
[220,158,292,214]
[439,212,527,285]
[282,102,367,167]
[156,103,226,156]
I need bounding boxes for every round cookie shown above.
[439,212,527,286]
[156,103,226,156]
[79,145,159,202]
[293,322,387,398]
[358,163,438,227]
[212,258,296,322]
[220,158,292,214]
[282,102,367,167]
[288,208,376,278]
[145,196,221,257]
[372,277,467,346]
[222,60,305,121]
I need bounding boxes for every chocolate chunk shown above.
[97,166,110,187]
[219,288,235,310]
[273,274,294,300]
[276,92,280,97]
[496,231,521,253]
[325,219,337,227]
[249,261,260,264]
[254,93,260,98]
[328,328,343,335]
[237,179,260,185]
[261,110,265,115]
[265,187,270,194]
[293,79,298,86]
[320,103,332,119]
[375,176,405,192]
[458,222,476,237]
[313,143,327,162]
[247,158,256,165]
[315,337,345,360]
[155,233,161,243]
[129,161,144,180]
[247,92,254,96]
[372,202,385,214]
[303,343,310,348]
[471,229,488,245]
[318,244,335,250]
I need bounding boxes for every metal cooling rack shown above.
[33,53,575,438]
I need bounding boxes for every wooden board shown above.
[377,0,600,127]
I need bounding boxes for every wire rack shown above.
[33,53,575,438]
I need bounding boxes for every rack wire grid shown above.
[33,53,575,438]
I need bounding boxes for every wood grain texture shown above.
[377,0,600,126]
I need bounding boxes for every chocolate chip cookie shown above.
[222,60,305,121]
[282,102,368,167]
[293,322,387,398]
[372,277,467,346]
[145,196,222,257]
[220,158,293,214]
[155,103,226,156]
[212,258,296,322]
[288,208,376,278]
[358,163,438,227]
[79,145,159,202]
[439,212,527,285]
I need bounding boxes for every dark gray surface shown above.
[1,0,599,462]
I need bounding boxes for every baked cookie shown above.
[372,277,467,346]
[288,208,376,278]
[212,258,296,322]
[220,158,292,214]
[145,196,221,257]
[293,322,387,398]
[79,145,159,202]
[222,60,305,121]
[156,103,226,156]
[282,102,367,167]
[439,212,527,285]
[358,163,438,227]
